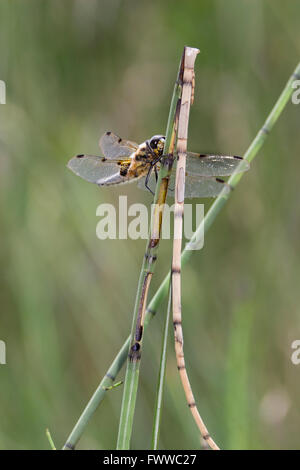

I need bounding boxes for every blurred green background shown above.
[0,0,299,450]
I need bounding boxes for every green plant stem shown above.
[62,340,129,449]
[151,281,172,450]
[116,50,185,450]
[62,61,300,450]
[46,428,56,450]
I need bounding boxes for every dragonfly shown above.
[67,131,249,198]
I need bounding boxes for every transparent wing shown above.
[183,172,231,198]
[186,152,249,176]
[99,131,138,159]
[67,154,133,186]
[137,167,231,198]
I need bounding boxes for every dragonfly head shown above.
[148,135,165,156]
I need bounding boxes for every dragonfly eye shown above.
[149,135,165,152]
[149,139,158,149]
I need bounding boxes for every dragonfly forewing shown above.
[67,154,131,185]
[186,152,249,176]
[99,131,138,159]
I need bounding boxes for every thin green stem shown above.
[62,339,129,449]
[46,428,56,450]
[116,51,184,450]
[151,281,172,450]
[62,61,300,450]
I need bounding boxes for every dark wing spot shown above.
[118,138,122,143]
[76,154,85,158]
[234,155,243,160]
[101,157,106,162]
[106,131,111,135]
[216,178,225,183]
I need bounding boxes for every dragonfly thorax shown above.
[134,135,165,163]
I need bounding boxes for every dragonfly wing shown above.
[99,131,138,159]
[138,168,231,198]
[67,154,133,185]
[186,152,249,176]
[184,173,231,198]
[167,171,231,198]
[137,170,175,198]
[137,172,156,194]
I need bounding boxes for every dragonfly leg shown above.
[145,156,162,194]
[145,165,155,195]
[145,154,174,195]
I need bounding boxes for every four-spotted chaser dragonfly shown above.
[67,131,249,198]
